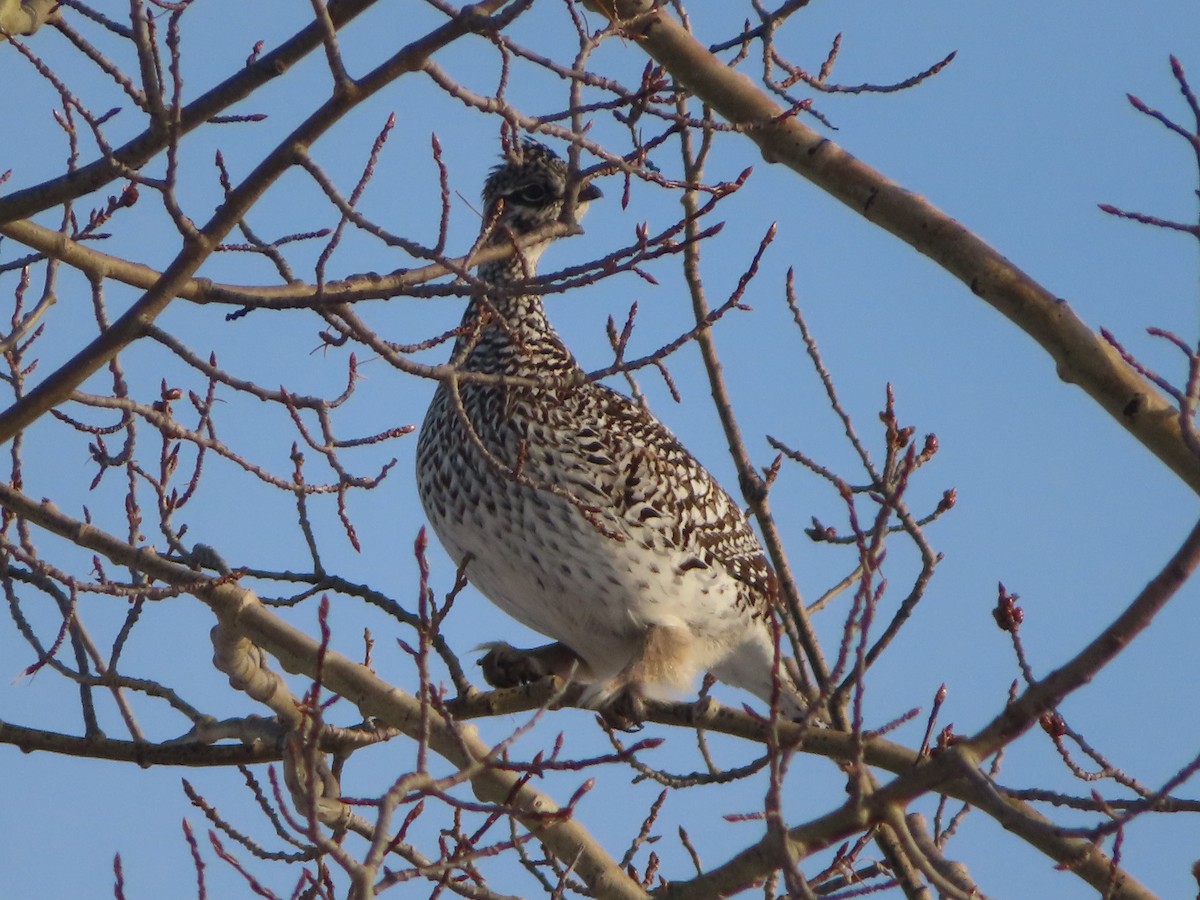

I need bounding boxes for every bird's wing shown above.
[526,383,776,612]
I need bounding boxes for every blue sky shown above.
[1,2,1198,897]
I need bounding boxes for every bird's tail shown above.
[712,633,811,721]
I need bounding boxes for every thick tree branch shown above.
[585,0,1200,495]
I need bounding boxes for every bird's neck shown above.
[455,241,576,375]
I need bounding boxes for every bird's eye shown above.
[513,184,548,205]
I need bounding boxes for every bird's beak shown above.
[579,181,603,202]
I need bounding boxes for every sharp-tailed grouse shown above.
[416,141,804,724]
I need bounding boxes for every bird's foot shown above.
[580,678,648,732]
[600,686,646,732]
[477,641,585,689]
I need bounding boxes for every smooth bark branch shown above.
[0,482,647,900]
[586,0,1200,494]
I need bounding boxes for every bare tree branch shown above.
[584,0,1200,495]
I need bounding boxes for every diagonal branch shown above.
[584,0,1200,495]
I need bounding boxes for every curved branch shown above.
[584,0,1200,495]
[455,679,1156,900]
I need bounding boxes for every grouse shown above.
[416,141,804,724]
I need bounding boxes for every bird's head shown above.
[481,140,602,239]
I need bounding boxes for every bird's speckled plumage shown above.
[416,141,803,719]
